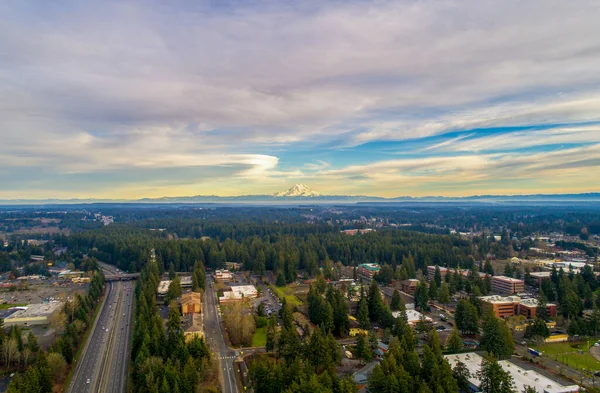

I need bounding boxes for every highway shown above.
[204,279,239,393]
[67,264,134,393]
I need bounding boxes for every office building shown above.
[491,275,524,295]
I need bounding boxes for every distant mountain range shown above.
[1,184,600,205]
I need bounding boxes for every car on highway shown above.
[86,378,90,384]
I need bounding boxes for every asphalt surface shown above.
[204,279,239,393]
[67,265,134,393]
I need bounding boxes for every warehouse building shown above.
[3,302,64,327]
[445,352,579,393]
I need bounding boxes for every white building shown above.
[3,302,64,327]
[158,280,171,295]
[392,309,432,326]
[214,269,233,281]
[219,285,258,303]
[445,352,579,393]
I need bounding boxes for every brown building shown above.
[491,276,524,295]
[427,265,487,282]
[181,292,202,315]
[481,295,557,319]
[357,263,381,280]
[397,279,419,295]
[183,313,204,342]
[480,295,520,318]
[528,271,551,286]
[518,298,557,318]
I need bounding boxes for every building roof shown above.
[492,275,524,283]
[445,352,579,393]
[230,285,257,297]
[158,280,171,295]
[529,271,552,278]
[3,301,63,321]
[181,291,201,304]
[480,295,521,304]
[358,263,381,271]
[392,309,432,323]
[183,313,203,334]
[353,360,380,384]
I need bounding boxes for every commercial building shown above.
[519,298,557,319]
[219,285,258,303]
[181,292,202,315]
[426,265,487,282]
[529,271,552,286]
[480,295,520,318]
[445,352,579,393]
[214,269,233,282]
[392,309,432,326]
[180,275,193,288]
[357,263,381,280]
[480,295,557,319]
[158,280,171,295]
[58,270,84,279]
[3,302,64,327]
[491,275,524,295]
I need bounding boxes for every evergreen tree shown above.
[477,355,516,393]
[390,289,402,311]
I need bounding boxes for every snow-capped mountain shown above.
[272,184,321,197]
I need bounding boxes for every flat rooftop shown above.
[4,301,63,319]
[492,275,524,283]
[445,352,579,393]
[480,295,521,304]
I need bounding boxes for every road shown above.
[67,265,135,393]
[204,279,239,393]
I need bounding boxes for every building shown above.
[480,295,520,318]
[3,302,64,327]
[180,276,193,288]
[158,280,171,295]
[397,279,418,295]
[357,263,381,280]
[353,360,380,385]
[219,285,258,303]
[445,352,579,393]
[529,271,551,286]
[427,265,487,281]
[518,298,557,319]
[480,295,557,319]
[181,292,202,315]
[214,269,233,282]
[72,277,91,284]
[225,262,243,271]
[349,328,368,337]
[392,309,432,326]
[183,313,204,342]
[491,275,524,295]
[58,270,84,279]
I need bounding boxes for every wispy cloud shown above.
[1,0,600,197]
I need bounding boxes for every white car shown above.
[86,378,90,384]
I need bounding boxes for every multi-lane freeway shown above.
[67,265,134,393]
[204,280,239,393]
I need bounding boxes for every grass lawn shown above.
[534,341,600,371]
[0,303,26,310]
[270,285,302,307]
[252,327,267,347]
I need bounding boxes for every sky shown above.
[2,0,600,199]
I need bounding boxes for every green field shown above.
[270,285,302,307]
[252,327,267,347]
[0,303,26,310]
[534,341,600,371]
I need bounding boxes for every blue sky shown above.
[1,0,600,198]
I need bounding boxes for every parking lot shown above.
[0,279,89,305]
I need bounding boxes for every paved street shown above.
[67,264,135,393]
[204,279,239,393]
